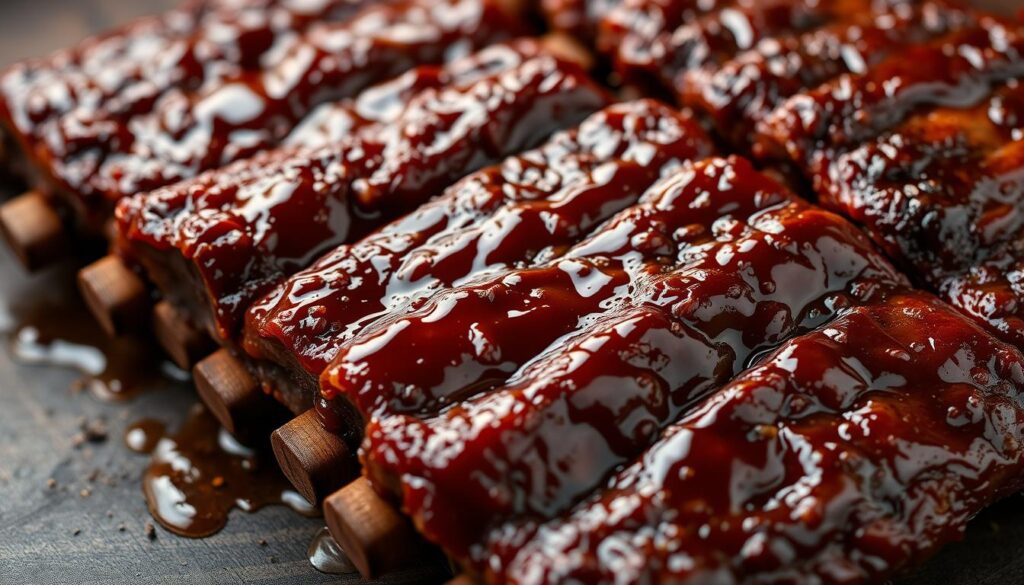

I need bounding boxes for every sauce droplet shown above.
[307,527,358,575]
[124,419,166,454]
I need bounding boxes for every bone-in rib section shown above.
[2,0,525,235]
[356,157,909,569]
[479,291,1024,583]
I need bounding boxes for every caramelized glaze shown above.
[814,81,1024,348]
[360,157,907,562]
[1,0,523,231]
[681,0,974,147]
[480,292,1024,583]
[597,0,912,94]
[117,44,609,341]
[756,14,1024,163]
[242,100,713,397]
[4,1,1024,582]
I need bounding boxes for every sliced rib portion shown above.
[116,43,608,344]
[811,81,1024,348]
[756,13,1024,164]
[476,291,1024,583]
[596,0,915,95]
[242,100,714,415]
[359,156,907,564]
[1,0,524,234]
[320,157,802,421]
[681,0,974,147]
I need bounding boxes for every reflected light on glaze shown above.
[307,526,359,575]
[133,404,317,538]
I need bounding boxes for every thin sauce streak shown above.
[126,405,317,538]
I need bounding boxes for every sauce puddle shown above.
[125,404,319,538]
[2,258,179,400]
[1,254,351,572]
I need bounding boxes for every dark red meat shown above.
[1,0,523,230]
[596,0,914,95]
[755,13,1024,164]
[810,81,1024,349]
[681,0,974,147]
[474,291,1024,584]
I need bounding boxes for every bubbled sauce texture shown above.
[243,100,714,379]
[9,0,1024,583]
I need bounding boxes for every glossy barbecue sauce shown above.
[242,100,715,415]
[598,0,911,95]
[357,157,909,564]
[755,12,1024,164]
[126,405,317,538]
[329,157,904,419]
[0,0,523,232]
[117,43,610,343]
[1,256,175,400]
[817,80,1024,350]
[680,0,977,148]
[486,292,1024,584]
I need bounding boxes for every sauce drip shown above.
[307,527,358,575]
[126,405,317,538]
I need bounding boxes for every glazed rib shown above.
[681,0,974,147]
[756,13,1024,164]
[810,80,1024,348]
[358,156,908,564]
[318,157,809,422]
[115,43,609,344]
[241,100,714,415]
[1,0,523,232]
[596,0,912,96]
[595,0,724,86]
[459,291,1024,584]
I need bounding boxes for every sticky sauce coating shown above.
[482,292,1024,584]
[117,44,609,341]
[358,157,909,568]
[241,100,714,411]
[811,81,1024,344]
[1,0,522,230]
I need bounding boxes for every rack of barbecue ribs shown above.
[315,156,907,574]
[0,0,526,271]
[748,14,1024,352]
[349,158,1024,583]
[797,82,1024,347]
[595,0,924,96]
[6,0,1024,583]
[680,0,978,148]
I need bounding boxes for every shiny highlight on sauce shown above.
[126,405,317,538]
